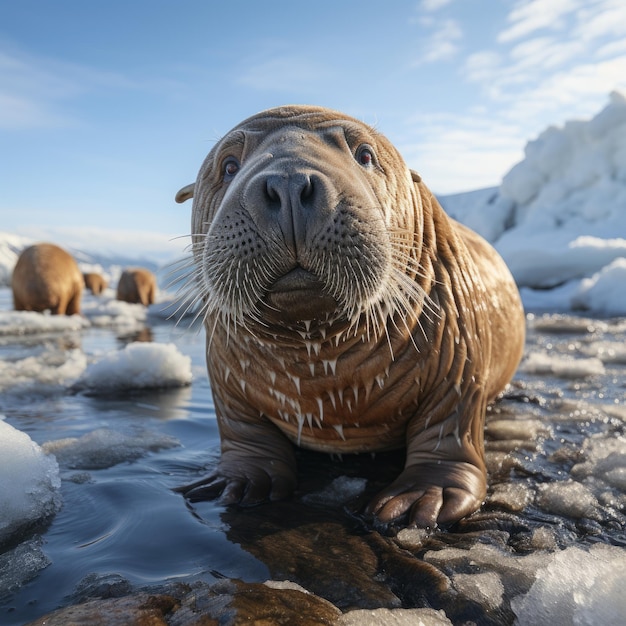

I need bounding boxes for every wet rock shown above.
[170,579,340,626]
[25,592,179,626]
[25,580,341,626]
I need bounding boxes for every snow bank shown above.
[0,233,32,286]
[75,342,192,392]
[0,420,62,547]
[42,428,180,469]
[441,90,626,316]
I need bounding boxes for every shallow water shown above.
[0,286,625,625]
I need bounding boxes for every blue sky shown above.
[1,0,625,258]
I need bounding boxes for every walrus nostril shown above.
[264,173,314,210]
[264,175,283,206]
[298,173,314,202]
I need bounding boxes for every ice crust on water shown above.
[0,538,51,602]
[301,476,368,506]
[0,420,62,547]
[0,310,89,336]
[76,342,192,392]
[42,428,180,470]
[511,544,626,626]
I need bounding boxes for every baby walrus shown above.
[175,105,525,528]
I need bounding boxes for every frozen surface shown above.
[511,544,626,626]
[0,420,61,547]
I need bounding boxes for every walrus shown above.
[174,105,525,528]
[12,242,84,315]
[116,268,157,306]
[83,272,108,295]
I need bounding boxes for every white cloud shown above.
[398,111,526,193]
[498,0,583,43]
[419,0,453,11]
[412,19,463,65]
[577,2,626,40]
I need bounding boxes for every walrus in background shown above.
[174,105,525,528]
[83,272,108,295]
[12,242,83,316]
[116,268,157,306]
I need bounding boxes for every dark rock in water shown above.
[25,580,341,626]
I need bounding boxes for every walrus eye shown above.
[355,144,375,167]
[222,157,240,180]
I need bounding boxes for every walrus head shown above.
[176,105,431,337]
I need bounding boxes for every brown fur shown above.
[12,243,84,316]
[83,272,108,295]
[175,105,526,528]
[116,268,157,306]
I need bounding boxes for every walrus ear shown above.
[410,170,422,184]
[175,183,195,204]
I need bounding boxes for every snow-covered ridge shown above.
[439,91,626,316]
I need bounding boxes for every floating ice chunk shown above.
[487,483,532,512]
[339,607,452,625]
[0,310,89,337]
[42,427,180,469]
[0,537,51,602]
[0,348,87,394]
[535,480,602,521]
[452,572,504,611]
[81,296,147,329]
[520,352,605,379]
[582,340,626,364]
[512,544,626,626]
[571,435,626,490]
[75,342,192,392]
[0,420,62,546]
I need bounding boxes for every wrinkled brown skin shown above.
[12,243,83,315]
[116,268,156,306]
[83,272,108,295]
[175,105,526,528]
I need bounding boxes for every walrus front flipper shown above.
[365,460,486,528]
[365,390,488,528]
[176,413,298,507]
